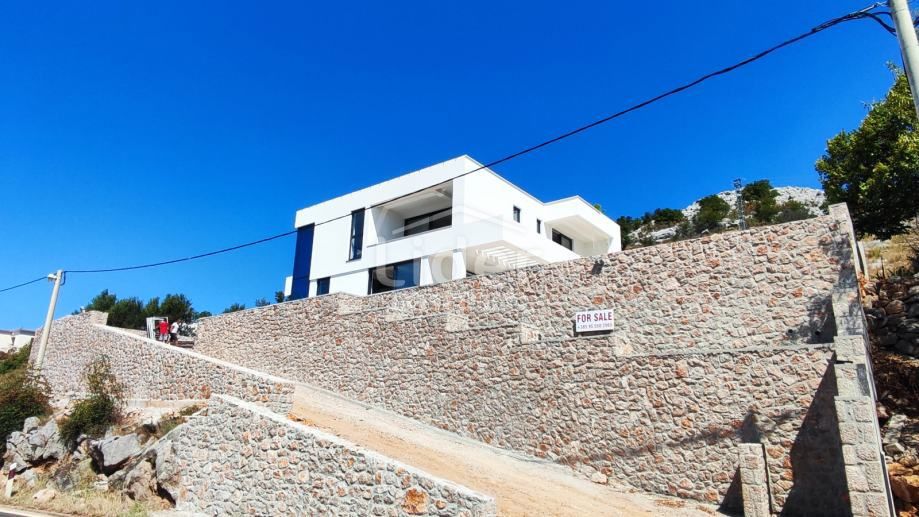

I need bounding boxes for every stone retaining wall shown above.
[199,214,848,358]
[192,210,870,513]
[33,312,294,414]
[170,394,496,516]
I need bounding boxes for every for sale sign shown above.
[574,309,614,332]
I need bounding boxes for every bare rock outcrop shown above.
[3,418,65,471]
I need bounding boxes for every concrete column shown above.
[451,250,466,280]
[419,256,434,286]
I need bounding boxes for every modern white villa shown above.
[284,155,621,299]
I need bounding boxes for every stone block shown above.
[845,465,869,493]
[834,335,867,364]
[445,314,469,333]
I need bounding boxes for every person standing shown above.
[158,319,169,342]
[169,319,179,345]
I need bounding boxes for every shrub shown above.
[0,344,32,375]
[59,356,126,448]
[60,396,119,448]
[694,195,731,233]
[775,200,814,224]
[0,367,51,456]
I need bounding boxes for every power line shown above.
[66,229,297,274]
[0,231,298,293]
[0,2,893,294]
[292,2,894,230]
[0,276,47,294]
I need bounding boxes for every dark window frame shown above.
[402,207,452,237]
[552,229,573,251]
[348,209,365,261]
[536,219,542,233]
[368,259,420,294]
[513,206,521,223]
[315,277,330,296]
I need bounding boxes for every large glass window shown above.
[403,207,451,237]
[316,277,330,296]
[349,209,365,261]
[552,229,573,251]
[369,259,420,294]
[289,224,314,300]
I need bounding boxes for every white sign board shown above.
[575,309,614,332]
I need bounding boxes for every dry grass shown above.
[863,230,918,279]
[7,464,169,517]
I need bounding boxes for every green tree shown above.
[694,195,731,233]
[85,289,117,312]
[143,297,161,318]
[195,311,213,319]
[615,216,639,248]
[816,69,919,238]
[274,291,286,304]
[160,293,195,323]
[107,297,145,329]
[741,180,779,224]
[223,303,246,314]
[254,298,270,307]
[649,208,685,227]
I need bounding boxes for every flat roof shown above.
[293,154,605,229]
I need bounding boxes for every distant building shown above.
[0,328,35,354]
[284,155,621,299]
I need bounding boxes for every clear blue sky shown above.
[0,1,904,327]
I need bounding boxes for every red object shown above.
[158,320,168,335]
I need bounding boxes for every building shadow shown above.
[779,364,850,516]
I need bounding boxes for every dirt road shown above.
[289,384,717,517]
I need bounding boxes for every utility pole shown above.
[34,270,63,370]
[734,179,747,231]
[890,0,919,118]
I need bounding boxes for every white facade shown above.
[0,329,34,354]
[285,155,621,298]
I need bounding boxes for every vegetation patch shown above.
[0,344,51,457]
[59,356,126,448]
[8,470,168,517]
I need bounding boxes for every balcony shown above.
[371,183,453,244]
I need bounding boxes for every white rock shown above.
[18,469,37,489]
[90,434,143,474]
[22,417,41,433]
[32,487,57,503]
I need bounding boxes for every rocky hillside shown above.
[681,186,825,220]
[622,184,826,246]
